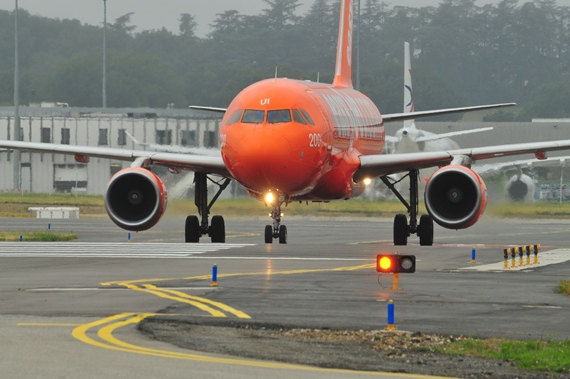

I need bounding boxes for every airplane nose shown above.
[223,124,321,194]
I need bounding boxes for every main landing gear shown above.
[381,169,434,246]
[264,201,287,244]
[185,172,231,243]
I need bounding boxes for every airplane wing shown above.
[0,140,230,177]
[354,139,570,181]
[474,156,569,177]
[382,103,515,123]
[189,105,227,113]
[414,127,494,143]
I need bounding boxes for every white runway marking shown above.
[459,248,570,272]
[0,242,254,259]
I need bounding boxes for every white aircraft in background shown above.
[385,42,494,155]
[124,130,220,156]
[476,156,569,202]
[383,42,569,203]
[4,0,570,247]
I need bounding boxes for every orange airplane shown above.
[3,0,570,246]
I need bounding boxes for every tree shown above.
[262,0,301,31]
[110,12,136,34]
[179,13,197,38]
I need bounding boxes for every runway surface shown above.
[1,215,569,378]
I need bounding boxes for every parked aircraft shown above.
[124,131,220,156]
[4,0,570,246]
[476,156,569,202]
[385,42,493,155]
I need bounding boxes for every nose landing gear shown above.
[264,201,287,244]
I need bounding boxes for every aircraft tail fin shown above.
[404,42,414,114]
[403,42,415,129]
[332,0,354,88]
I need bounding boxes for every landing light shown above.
[264,191,275,205]
[363,177,372,187]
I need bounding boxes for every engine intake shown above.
[424,165,487,229]
[105,167,167,231]
[506,174,535,202]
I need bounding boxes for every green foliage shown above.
[0,232,77,241]
[558,280,570,296]
[437,337,570,372]
[0,2,570,113]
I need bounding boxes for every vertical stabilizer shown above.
[333,0,354,88]
[403,42,415,129]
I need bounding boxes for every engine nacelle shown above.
[506,174,535,202]
[105,167,167,231]
[424,165,487,229]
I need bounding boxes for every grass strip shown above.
[558,280,570,295]
[0,232,77,242]
[434,338,570,373]
[4,193,570,218]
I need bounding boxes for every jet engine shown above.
[424,165,487,229]
[505,173,535,202]
[105,167,167,231]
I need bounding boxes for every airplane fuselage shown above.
[220,78,384,201]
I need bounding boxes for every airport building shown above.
[0,106,221,194]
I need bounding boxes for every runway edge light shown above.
[376,254,416,273]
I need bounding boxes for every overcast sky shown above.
[1,0,559,37]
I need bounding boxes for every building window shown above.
[98,129,108,145]
[204,130,217,148]
[156,130,172,145]
[118,129,126,146]
[110,163,121,176]
[61,128,70,145]
[41,127,51,143]
[180,130,195,146]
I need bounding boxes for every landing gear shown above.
[381,169,434,246]
[418,214,434,246]
[265,201,287,244]
[185,172,230,243]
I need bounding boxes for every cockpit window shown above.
[300,109,315,125]
[292,109,307,125]
[225,109,243,126]
[267,110,292,124]
[242,109,265,124]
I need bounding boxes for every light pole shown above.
[13,0,21,192]
[355,0,360,91]
[102,0,107,108]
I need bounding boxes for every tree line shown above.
[0,0,569,120]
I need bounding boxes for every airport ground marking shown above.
[73,312,436,377]
[101,264,375,320]
[142,284,251,319]
[459,248,570,272]
[120,283,227,318]
[17,322,81,327]
[101,263,375,287]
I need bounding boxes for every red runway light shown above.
[376,254,416,273]
[378,256,394,272]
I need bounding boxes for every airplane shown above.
[4,0,570,246]
[385,42,494,155]
[384,42,567,204]
[124,130,220,156]
[475,156,570,202]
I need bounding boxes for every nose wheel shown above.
[264,203,287,244]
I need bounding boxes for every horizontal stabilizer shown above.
[383,103,515,123]
[414,127,494,143]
